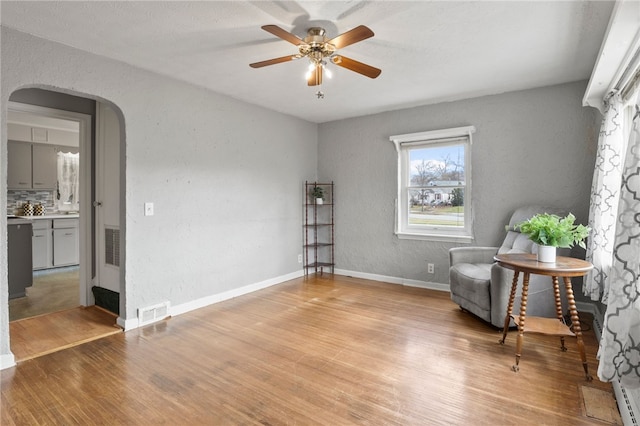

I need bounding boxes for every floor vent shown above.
[138,302,170,327]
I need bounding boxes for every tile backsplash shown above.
[7,190,56,216]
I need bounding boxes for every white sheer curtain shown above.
[57,151,80,211]
[584,94,625,302]
[597,92,640,388]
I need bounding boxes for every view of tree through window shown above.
[407,143,465,227]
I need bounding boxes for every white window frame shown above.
[390,126,475,242]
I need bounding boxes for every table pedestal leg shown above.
[499,271,520,345]
[512,272,530,372]
[564,277,593,381]
[552,276,567,352]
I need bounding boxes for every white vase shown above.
[316,198,323,205]
[537,244,556,263]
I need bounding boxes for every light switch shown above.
[144,202,154,216]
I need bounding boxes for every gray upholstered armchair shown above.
[449,205,569,328]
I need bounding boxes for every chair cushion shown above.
[449,263,492,311]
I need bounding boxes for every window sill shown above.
[395,231,474,244]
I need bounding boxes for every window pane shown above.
[408,187,464,227]
[408,144,465,228]
[408,144,465,186]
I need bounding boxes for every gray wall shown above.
[318,81,600,291]
[0,26,602,363]
[1,28,317,359]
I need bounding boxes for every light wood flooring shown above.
[9,268,79,321]
[1,274,621,425]
[9,306,122,362]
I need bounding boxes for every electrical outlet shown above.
[298,254,303,263]
[428,263,434,274]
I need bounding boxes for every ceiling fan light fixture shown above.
[250,24,381,97]
[323,63,332,79]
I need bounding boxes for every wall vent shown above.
[138,302,170,327]
[105,227,120,267]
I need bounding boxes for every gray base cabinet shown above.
[9,222,33,299]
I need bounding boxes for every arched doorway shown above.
[5,88,125,362]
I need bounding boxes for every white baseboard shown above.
[0,353,16,370]
[117,270,304,331]
[116,316,138,331]
[167,270,305,322]
[334,268,450,292]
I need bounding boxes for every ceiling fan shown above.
[249,24,381,89]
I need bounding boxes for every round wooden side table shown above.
[494,253,594,381]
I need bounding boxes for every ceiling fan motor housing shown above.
[299,27,336,61]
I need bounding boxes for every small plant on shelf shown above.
[311,185,325,204]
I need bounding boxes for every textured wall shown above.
[318,81,600,288]
[1,27,317,359]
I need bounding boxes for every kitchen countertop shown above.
[7,217,33,225]
[8,213,80,221]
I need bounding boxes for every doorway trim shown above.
[8,101,93,307]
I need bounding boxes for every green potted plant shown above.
[311,185,324,205]
[512,213,590,262]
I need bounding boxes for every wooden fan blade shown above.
[327,25,374,49]
[250,55,299,68]
[261,25,304,46]
[331,55,381,79]
[307,65,323,86]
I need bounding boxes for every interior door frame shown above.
[8,101,93,306]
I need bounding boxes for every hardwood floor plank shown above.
[9,306,122,362]
[2,275,620,425]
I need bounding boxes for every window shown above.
[390,126,475,242]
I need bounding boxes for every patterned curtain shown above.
[597,94,640,388]
[57,151,80,210]
[584,94,625,302]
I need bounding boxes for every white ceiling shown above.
[1,1,614,123]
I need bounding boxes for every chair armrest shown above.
[449,247,499,266]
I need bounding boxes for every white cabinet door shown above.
[32,228,52,269]
[8,141,32,189]
[32,144,58,189]
[53,220,79,266]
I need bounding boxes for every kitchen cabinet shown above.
[8,141,64,190]
[30,217,79,270]
[53,219,79,267]
[8,221,33,299]
[32,220,53,270]
[8,141,32,189]
[32,144,58,189]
